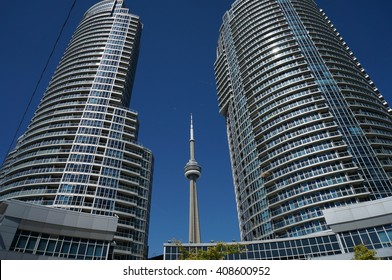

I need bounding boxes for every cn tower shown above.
[184,115,202,243]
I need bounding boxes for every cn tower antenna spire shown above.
[190,113,194,141]
[184,114,201,243]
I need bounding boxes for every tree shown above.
[352,244,379,260]
[177,242,245,260]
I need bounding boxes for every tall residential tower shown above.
[214,0,392,242]
[0,0,153,260]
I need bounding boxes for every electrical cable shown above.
[3,0,78,163]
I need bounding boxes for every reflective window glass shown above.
[16,236,28,249]
[86,245,94,257]
[95,245,103,257]
[61,242,70,254]
[369,232,379,244]
[379,231,389,243]
[26,237,37,252]
[386,230,392,241]
[70,243,79,254]
[46,240,56,253]
[351,234,362,246]
[37,239,48,252]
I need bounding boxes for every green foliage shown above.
[352,244,379,260]
[177,242,245,260]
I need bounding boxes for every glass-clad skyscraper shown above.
[0,0,153,260]
[214,0,392,242]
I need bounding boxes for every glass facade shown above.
[214,0,392,242]
[0,0,153,260]
[10,230,110,260]
[165,234,341,260]
[340,225,392,252]
[164,225,392,260]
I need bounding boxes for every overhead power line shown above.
[3,0,78,163]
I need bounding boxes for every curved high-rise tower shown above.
[184,115,202,243]
[215,0,392,242]
[0,0,153,260]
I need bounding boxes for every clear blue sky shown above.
[0,0,391,258]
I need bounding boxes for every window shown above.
[95,245,103,257]
[369,232,379,244]
[106,149,123,159]
[102,167,119,178]
[386,229,392,242]
[16,236,28,249]
[25,237,37,253]
[37,239,48,253]
[61,242,70,255]
[46,240,57,255]
[99,177,118,187]
[78,243,87,256]
[86,245,94,258]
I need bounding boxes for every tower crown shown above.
[184,114,202,180]
[184,160,201,180]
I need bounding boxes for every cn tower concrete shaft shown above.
[189,178,201,243]
[184,115,201,243]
